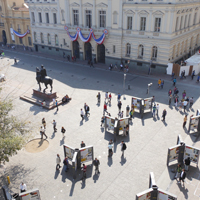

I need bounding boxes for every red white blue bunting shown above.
[12,28,30,38]
[64,26,108,45]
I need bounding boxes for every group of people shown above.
[80,103,90,121]
[157,79,164,89]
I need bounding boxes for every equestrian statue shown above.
[36,65,53,93]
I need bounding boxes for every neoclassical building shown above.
[26,0,200,71]
[0,0,33,48]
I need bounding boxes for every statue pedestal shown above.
[33,89,57,100]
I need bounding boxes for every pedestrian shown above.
[158,79,161,88]
[108,142,113,157]
[40,126,47,139]
[120,63,123,71]
[81,141,86,148]
[105,92,108,103]
[122,126,126,136]
[61,126,66,138]
[168,89,172,96]
[182,90,186,99]
[84,103,87,113]
[63,52,65,58]
[126,125,129,135]
[174,96,178,107]
[183,100,188,112]
[173,78,176,86]
[56,154,61,170]
[197,75,200,83]
[191,70,195,80]
[156,104,159,116]
[152,96,155,103]
[129,109,133,120]
[189,97,193,108]
[100,116,105,127]
[55,100,58,111]
[120,141,127,157]
[108,93,112,104]
[42,118,46,129]
[171,71,175,80]
[184,157,190,171]
[169,94,172,105]
[117,93,121,101]
[97,92,101,104]
[103,103,108,114]
[80,109,84,121]
[161,80,164,89]
[152,104,156,118]
[179,169,186,186]
[126,105,130,117]
[53,98,56,106]
[14,57,17,64]
[86,104,90,117]
[175,164,182,181]
[20,182,27,193]
[52,120,57,132]
[63,157,69,172]
[81,164,87,179]
[93,158,100,174]
[162,109,167,121]
[118,101,122,112]
[183,115,187,128]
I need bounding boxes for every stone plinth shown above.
[33,89,57,100]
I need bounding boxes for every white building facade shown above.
[26,0,200,71]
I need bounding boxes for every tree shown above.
[0,88,29,164]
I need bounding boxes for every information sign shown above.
[168,145,180,163]
[63,144,75,161]
[132,97,141,111]
[19,189,41,200]
[105,116,115,130]
[79,146,93,163]
[190,116,199,130]
[136,189,152,200]
[184,145,200,164]
[143,97,153,111]
[119,117,129,131]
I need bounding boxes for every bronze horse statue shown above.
[36,66,53,93]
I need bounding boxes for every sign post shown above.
[72,151,78,179]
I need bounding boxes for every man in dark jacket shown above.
[179,169,186,187]
[93,158,100,174]
[118,101,122,112]
[184,157,191,171]
[162,109,167,121]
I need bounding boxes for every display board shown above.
[19,189,41,200]
[143,97,153,111]
[196,109,200,116]
[168,145,181,163]
[79,145,93,163]
[157,189,177,200]
[105,116,115,130]
[189,116,200,130]
[136,188,152,200]
[119,117,129,131]
[184,145,200,164]
[63,144,75,161]
[132,97,141,111]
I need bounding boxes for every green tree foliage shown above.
[0,89,29,164]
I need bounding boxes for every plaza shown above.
[0,50,200,199]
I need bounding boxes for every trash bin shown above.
[128,84,130,90]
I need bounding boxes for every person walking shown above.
[158,79,161,88]
[152,104,156,118]
[118,101,122,112]
[108,142,113,157]
[173,78,176,86]
[171,71,175,80]
[108,93,112,104]
[80,141,86,148]
[162,109,167,121]
[179,169,186,187]
[61,127,66,138]
[14,57,17,64]
[56,154,61,170]
[97,92,101,104]
[42,118,46,129]
[168,89,172,96]
[117,93,121,101]
[183,115,187,128]
[169,94,172,106]
[86,104,90,117]
[129,109,134,120]
[52,120,57,132]
[20,182,27,193]
[103,103,108,114]
[105,92,108,102]
[183,100,188,113]
[84,103,87,113]
[55,100,58,111]
[174,96,178,107]
[182,90,186,99]
[161,80,164,89]
[156,104,159,116]
[40,126,47,139]
[184,157,191,171]
[120,141,127,157]
[100,116,105,127]
[80,109,84,121]
[175,164,182,181]
[126,105,130,117]
[189,97,194,108]
[191,70,195,80]
[81,164,87,180]
[93,158,100,174]
[63,157,69,172]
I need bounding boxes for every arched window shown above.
[177,43,180,57]
[55,35,58,46]
[47,34,51,44]
[126,43,131,57]
[34,32,37,42]
[190,37,193,48]
[113,11,118,24]
[181,42,184,55]
[172,45,176,59]
[40,33,44,43]
[152,46,157,60]
[185,40,188,52]
[138,45,144,59]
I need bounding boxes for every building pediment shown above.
[125,9,134,15]
[37,7,42,11]
[138,10,149,15]
[177,10,181,14]
[70,2,80,7]
[44,7,49,11]
[51,8,57,12]
[153,10,164,15]
[83,2,93,7]
[96,3,108,8]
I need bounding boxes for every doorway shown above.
[73,41,80,58]
[2,30,7,45]
[97,44,105,63]
[84,42,92,61]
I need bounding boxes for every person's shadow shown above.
[177,183,188,199]
[93,173,100,183]
[54,169,60,179]
[120,155,127,166]
[81,179,86,189]
[107,156,113,167]
[51,131,55,139]
[80,120,83,126]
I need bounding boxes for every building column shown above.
[163,10,168,32]
[49,9,53,24]
[147,10,152,32]
[169,9,175,33]
[57,1,61,24]
[118,0,123,29]
[42,9,45,25]
[134,10,138,31]
[92,0,96,28]
[79,0,83,27]
[107,0,112,28]
[65,0,70,26]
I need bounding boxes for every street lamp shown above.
[123,74,126,99]
[147,83,153,96]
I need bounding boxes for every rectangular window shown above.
[175,17,179,31]
[17,24,21,33]
[184,15,187,28]
[73,10,79,26]
[140,17,146,31]
[86,10,92,28]
[99,11,106,28]
[28,37,32,46]
[34,32,37,42]
[19,38,23,44]
[188,14,191,27]
[63,39,66,45]
[180,16,183,30]
[154,18,161,32]
[193,13,197,25]
[38,12,42,23]
[46,13,49,23]
[53,13,57,24]
[113,45,115,53]
[127,16,132,30]
[10,24,12,28]
[31,12,35,23]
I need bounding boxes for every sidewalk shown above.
[1,45,199,85]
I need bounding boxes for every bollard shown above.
[7,176,10,184]
[128,84,130,90]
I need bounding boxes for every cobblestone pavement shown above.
[0,51,200,200]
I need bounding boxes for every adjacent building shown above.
[0,0,33,48]
[13,0,200,71]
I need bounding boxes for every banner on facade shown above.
[10,28,15,41]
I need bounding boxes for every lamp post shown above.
[123,73,126,99]
[147,83,153,97]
